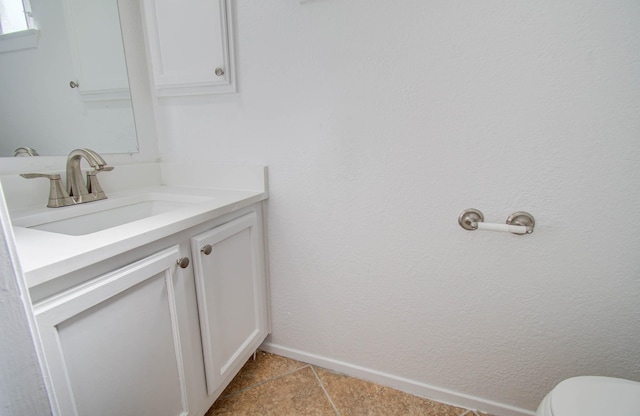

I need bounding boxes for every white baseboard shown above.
[260,342,535,416]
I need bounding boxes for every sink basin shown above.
[11,192,213,236]
[29,200,191,236]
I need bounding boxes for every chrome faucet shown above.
[20,148,114,208]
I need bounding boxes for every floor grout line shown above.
[218,363,311,400]
[310,365,342,416]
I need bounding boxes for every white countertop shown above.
[3,162,268,288]
[12,186,266,288]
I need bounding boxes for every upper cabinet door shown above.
[141,0,236,96]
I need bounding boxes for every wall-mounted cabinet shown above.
[141,0,236,97]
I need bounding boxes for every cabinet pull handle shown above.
[201,245,213,255]
[177,257,190,269]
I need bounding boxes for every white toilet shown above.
[536,376,640,416]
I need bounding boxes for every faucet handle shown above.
[86,166,114,201]
[20,173,75,208]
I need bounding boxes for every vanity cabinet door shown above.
[191,211,269,396]
[34,246,192,416]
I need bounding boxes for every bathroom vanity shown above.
[5,163,270,416]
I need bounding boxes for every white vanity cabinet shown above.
[31,204,270,416]
[190,211,269,397]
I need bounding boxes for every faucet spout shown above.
[66,148,110,203]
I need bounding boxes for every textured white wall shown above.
[0,184,52,415]
[153,0,640,412]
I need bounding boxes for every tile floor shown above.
[206,351,494,416]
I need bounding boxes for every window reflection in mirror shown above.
[0,0,32,34]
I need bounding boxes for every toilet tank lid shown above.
[550,376,640,416]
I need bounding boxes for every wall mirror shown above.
[0,0,139,157]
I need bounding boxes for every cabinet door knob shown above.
[201,245,213,255]
[214,67,225,76]
[177,257,190,269]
